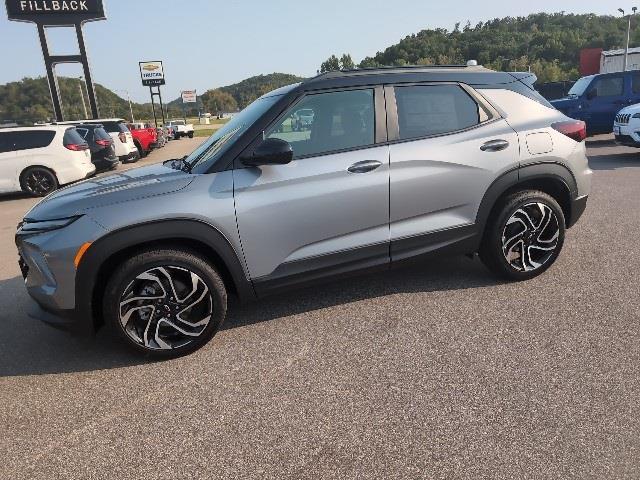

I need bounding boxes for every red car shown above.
[127,123,158,158]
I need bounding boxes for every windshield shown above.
[188,94,282,173]
[568,76,594,97]
[172,120,185,126]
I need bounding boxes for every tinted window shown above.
[94,128,111,140]
[100,121,128,133]
[76,127,91,140]
[267,89,375,158]
[63,128,87,147]
[592,76,624,97]
[395,85,480,140]
[9,130,56,151]
[633,74,640,94]
[0,132,14,153]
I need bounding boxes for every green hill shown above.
[0,77,155,125]
[218,73,305,108]
[339,12,634,83]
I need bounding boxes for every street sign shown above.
[5,0,106,25]
[4,0,106,121]
[181,90,197,103]
[139,61,165,87]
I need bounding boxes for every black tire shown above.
[20,167,59,197]
[188,132,194,138]
[104,248,228,358]
[174,133,181,140]
[479,190,566,281]
[134,141,147,159]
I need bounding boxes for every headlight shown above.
[633,113,640,119]
[17,216,81,234]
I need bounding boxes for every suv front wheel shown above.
[104,248,228,358]
[480,190,566,281]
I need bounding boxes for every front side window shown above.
[0,132,13,153]
[394,85,480,140]
[592,77,624,97]
[267,89,375,159]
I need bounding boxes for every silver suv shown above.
[16,66,591,357]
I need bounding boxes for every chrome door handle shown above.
[480,139,510,152]
[347,160,382,174]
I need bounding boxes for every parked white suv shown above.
[613,104,640,147]
[0,126,95,196]
[56,119,139,163]
[165,120,194,139]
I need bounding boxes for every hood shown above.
[550,97,579,112]
[617,103,640,115]
[25,163,194,221]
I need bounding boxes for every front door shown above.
[234,88,390,291]
[585,74,626,133]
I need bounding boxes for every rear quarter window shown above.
[10,130,56,151]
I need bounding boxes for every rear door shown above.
[585,74,627,133]
[387,83,519,261]
[234,87,390,289]
[0,132,18,192]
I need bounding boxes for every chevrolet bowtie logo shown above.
[142,64,160,71]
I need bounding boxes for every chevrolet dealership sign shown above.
[5,0,106,25]
[139,61,165,87]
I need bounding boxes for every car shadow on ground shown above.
[0,256,501,377]
[588,152,640,170]
[0,192,31,202]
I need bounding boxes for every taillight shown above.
[96,139,111,147]
[552,120,587,142]
[119,132,127,143]
[65,143,89,151]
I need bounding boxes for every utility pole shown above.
[78,77,88,119]
[619,7,638,71]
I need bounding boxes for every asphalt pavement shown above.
[1,135,639,479]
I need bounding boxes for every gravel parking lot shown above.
[1,135,639,479]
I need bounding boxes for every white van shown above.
[0,126,96,196]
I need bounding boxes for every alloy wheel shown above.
[501,202,560,272]
[25,170,55,196]
[118,266,213,350]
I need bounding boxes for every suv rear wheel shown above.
[480,190,565,280]
[104,248,228,358]
[20,167,59,197]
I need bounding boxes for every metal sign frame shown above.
[139,61,166,87]
[4,0,106,121]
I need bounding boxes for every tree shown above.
[201,89,238,115]
[320,53,357,72]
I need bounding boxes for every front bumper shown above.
[613,122,640,147]
[26,299,90,334]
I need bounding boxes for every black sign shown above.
[5,0,106,25]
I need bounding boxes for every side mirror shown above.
[586,89,597,100]
[242,137,293,167]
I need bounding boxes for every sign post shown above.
[181,89,196,123]
[139,61,166,128]
[5,0,106,121]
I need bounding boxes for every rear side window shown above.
[394,85,480,140]
[592,76,624,97]
[10,130,56,151]
[63,128,88,147]
[75,127,91,140]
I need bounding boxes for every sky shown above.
[0,0,630,103]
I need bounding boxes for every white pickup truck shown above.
[165,120,194,139]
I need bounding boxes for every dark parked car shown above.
[75,124,120,171]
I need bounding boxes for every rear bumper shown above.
[568,195,589,228]
[93,157,120,170]
[119,151,140,163]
